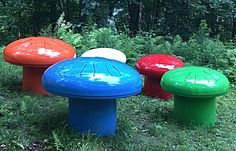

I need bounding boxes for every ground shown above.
[0,48,236,151]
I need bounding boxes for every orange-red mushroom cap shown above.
[3,37,76,67]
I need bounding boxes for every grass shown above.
[0,47,236,150]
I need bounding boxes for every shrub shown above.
[40,13,83,50]
[41,14,144,65]
[172,22,236,82]
[40,15,236,82]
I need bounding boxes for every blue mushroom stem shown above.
[68,98,117,136]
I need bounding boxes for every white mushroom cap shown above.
[81,48,127,63]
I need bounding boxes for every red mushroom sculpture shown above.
[136,54,184,100]
[3,37,76,95]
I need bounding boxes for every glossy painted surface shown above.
[136,54,184,77]
[69,99,116,136]
[22,67,47,95]
[161,66,230,98]
[81,48,127,63]
[143,76,173,100]
[3,37,76,67]
[174,96,216,126]
[136,54,184,100]
[42,57,142,99]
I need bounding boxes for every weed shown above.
[1,29,236,150]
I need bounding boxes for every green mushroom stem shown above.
[161,66,229,127]
[174,95,216,126]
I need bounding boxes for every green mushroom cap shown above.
[161,66,230,98]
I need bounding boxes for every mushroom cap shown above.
[161,66,230,98]
[3,37,76,67]
[42,57,142,99]
[81,48,127,63]
[136,54,184,77]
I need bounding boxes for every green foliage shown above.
[154,35,236,82]
[52,131,64,151]
[40,13,83,49]
[41,14,143,65]
[0,0,81,45]
[41,16,236,82]
[2,0,236,46]
[196,20,212,38]
[78,28,145,65]
[0,1,31,45]
[1,37,236,150]
[173,23,236,82]
[1,70,235,150]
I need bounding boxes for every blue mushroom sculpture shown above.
[42,57,142,136]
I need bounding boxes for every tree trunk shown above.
[128,0,142,35]
[49,0,58,32]
[66,0,70,20]
[232,13,236,38]
[79,0,86,26]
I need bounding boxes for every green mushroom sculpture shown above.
[161,66,229,126]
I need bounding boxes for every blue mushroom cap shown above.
[42,57,142,99]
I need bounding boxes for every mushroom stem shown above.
[144,76,172,100]
[68,98,117,136]
[174,95,216,126]
[22,67,47,95]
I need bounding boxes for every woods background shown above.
[1,0,236,45]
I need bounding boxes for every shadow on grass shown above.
[28,109,68,135]
[101,116,136,150]
[0,77,22,94]
[149,104,211,131]
[150,106,176,123]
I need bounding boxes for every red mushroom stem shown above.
[136,54,184,100]
[3,37,76,95]
[143,76,172,100]
[22,67,47,95]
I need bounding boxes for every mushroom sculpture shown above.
[42,57,142,136]
[81,48,127,63]
[3,37,76,95]
[136,54,184,100]
[161,66,229,126]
